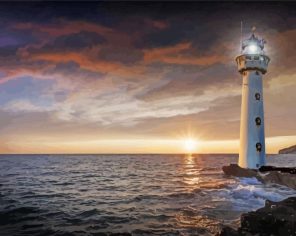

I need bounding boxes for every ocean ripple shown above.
[0,154,296,235]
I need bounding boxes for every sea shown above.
[0,154,295,236]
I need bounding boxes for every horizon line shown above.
[0,153,282,155]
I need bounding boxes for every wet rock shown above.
[259,165,296,174]
[222,164,296,190]
[222,164,259,178]
[109,233,132,236]
[218,226,239,236]
[218,197,296,236]
[261,171,296,190]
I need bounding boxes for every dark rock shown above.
[279,144,296,154]
[261,171,296,190]
[222,164,259,178]
[218,226,239,236]
[259,165,296,174]
[222,164,296,190]
[109,233,132,236]
[218,197,296,236]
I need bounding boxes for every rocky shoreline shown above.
[218,197,296,236]
[218,164,296,236]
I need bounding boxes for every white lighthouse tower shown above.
[236,28,270,169]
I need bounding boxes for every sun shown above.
[183,139,198,153]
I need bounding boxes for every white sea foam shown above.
[226,176,296,212]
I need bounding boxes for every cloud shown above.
[143,42,226,66]
[140,63,239,101]
[13,20,113,38]
[27,50,146,77]
[3,99,52,113]
[0,2,295,153]
[28,31,106,53]
[99,46,144,65]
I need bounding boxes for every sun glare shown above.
[183,139,198,153]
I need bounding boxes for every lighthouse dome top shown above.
[236,27,270,74]
[242,30,266,55]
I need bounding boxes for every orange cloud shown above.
[148,19,169,29]
[27,50,145,78]
[14,20,113,38]
[143,42,226,66]
[0,66,54,85]
[155,54,226,66]
[13,20,134,49]
[144,42,191,61]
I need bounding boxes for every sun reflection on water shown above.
[183,154,200,186]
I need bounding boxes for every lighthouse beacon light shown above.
[236,27,270,169]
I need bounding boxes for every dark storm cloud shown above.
[0,46,19,57]
[46,61,105,81]
[0,27,38,57]
[99,46,144,65]
[28,31,106,53]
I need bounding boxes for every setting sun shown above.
[183,139,198,153]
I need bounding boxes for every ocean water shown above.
[0,154,295,236]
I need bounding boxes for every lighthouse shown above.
[236,28,270,169]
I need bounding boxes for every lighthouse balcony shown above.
[236,54,270,74]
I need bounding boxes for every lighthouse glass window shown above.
[255,117,261,126]
[256,142,262,152]
[255,93,260,100]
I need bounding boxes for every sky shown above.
[0,2,295,154]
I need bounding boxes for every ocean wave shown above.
[21,193,66,199]
[141,213,171,221]
[223,176,296,212]
[78,208,101,217]
[0,154,295,236]
[167,192,195,199]
[0,206,43,225]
